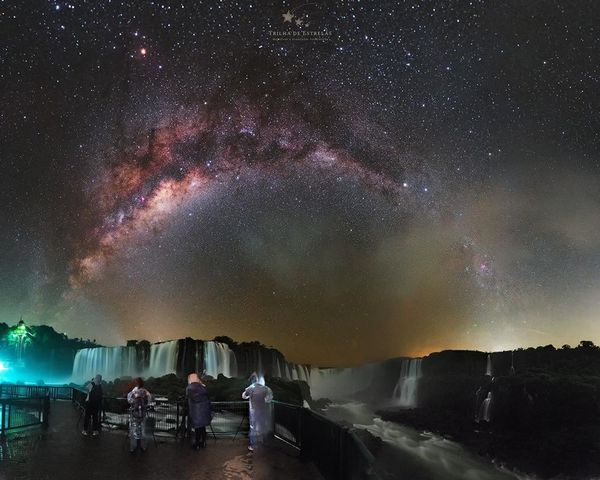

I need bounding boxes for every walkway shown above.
[0,401,323,480]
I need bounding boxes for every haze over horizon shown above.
[1,2,599,367]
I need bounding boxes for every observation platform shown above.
[0,400,323,480]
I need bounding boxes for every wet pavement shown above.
[0,401,323,480]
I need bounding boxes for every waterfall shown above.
[479,392,493,422]
[510,350,515,375]
[301,365,311,382]
[309,363,378,399]
[257,349,263,375]
[485,353,492,376]
[71,346,138,383]
[290,363,310,383]
[126,346,137,375]
[272,353,283,378]
[146,340,178,378]
[392,358,422,408]
[72,342,178,382]
[203,341,237,378]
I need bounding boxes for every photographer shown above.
[186,373,211,450]
[82,374,103,437]
[127,377,152,453]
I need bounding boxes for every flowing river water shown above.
[322,401,532,480]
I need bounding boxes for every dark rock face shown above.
[377,344,600,479]
[175,338,202,377]
[422,350,488,376]
[127,339,151,374]
[231,342,287,379]
[171,337,296,380]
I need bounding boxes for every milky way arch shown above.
[70,83,440,287]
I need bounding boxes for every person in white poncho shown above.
[241,373,273,451]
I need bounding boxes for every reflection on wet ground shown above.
[0,402,321,480]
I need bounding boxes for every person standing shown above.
[186,373,212,450]
[241,373,273,451]
[82,374,103,437]
[127,377,152,453]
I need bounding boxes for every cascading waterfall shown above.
[300,364,311,382]
[72,341,178,383]
[392,358,422,408]
[126,346,137,375]
[272,352,283,378]
[309,363,378,400]
[285,362,310,382]
[71,346,139,384]
[510,350,515,375]
[479,392,493,422]
[147,340,179,378]
[257,349,263,375]
[485,353,492,376]
[203,341,237,378]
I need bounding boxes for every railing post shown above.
[298,407,308,460]
[43,395,50,427]
[298,404,303,451]
[176,401,180,439]
[1,401,5,435]
[339,426,348,480]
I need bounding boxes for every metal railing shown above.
[272,401,381,480]
[0,383,379,479]
[71,386,88,410]
[94,395,250,438]
[0,384,72,400]
[272,401,302,447]
[0,396,49,434]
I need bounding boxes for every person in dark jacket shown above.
[82,374,103,437]
[186,373,211,449]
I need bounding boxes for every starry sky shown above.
[1,1,599,366]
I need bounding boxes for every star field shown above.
[1,1,599,365]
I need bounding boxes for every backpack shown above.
[131,391,148,419]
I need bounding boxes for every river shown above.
[321,401,532,480]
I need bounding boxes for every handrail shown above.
[272,400,382,480]
[1,384,379,479]
[272,400,303,407]
[0,395,49,434]
[0,384,73,400]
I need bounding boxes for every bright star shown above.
[282,11,294,23]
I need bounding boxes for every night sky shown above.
[1,1,599,366]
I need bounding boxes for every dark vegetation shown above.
[0,321,97,380]
[99,373,308,405]
[378,341,600,479]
